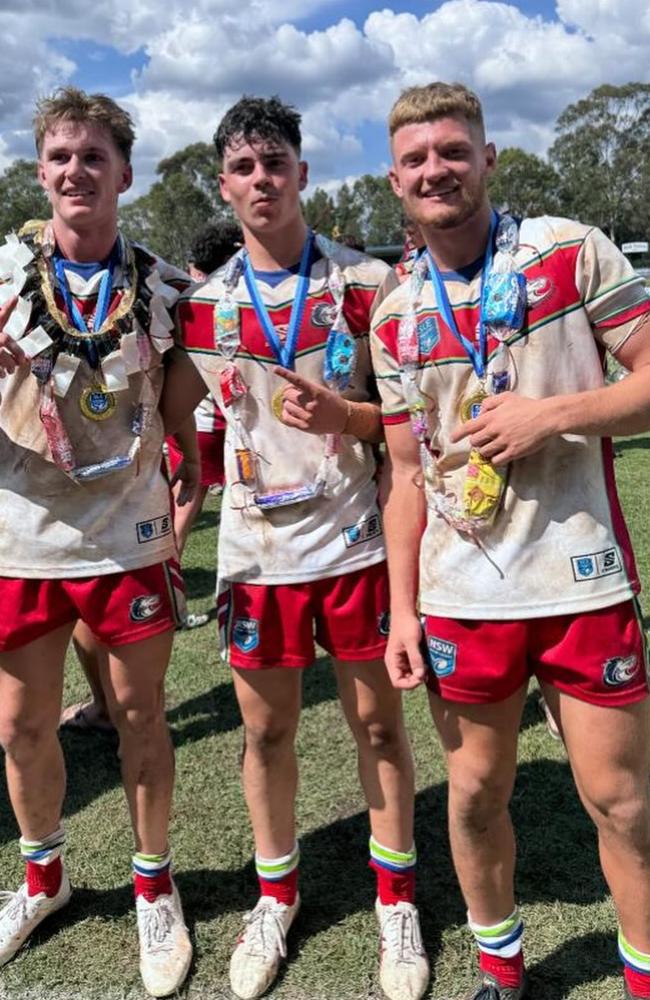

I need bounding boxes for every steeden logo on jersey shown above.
[342,514,382,548]
[137,515,172,544]
[571,547,622,582]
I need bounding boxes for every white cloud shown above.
[0,0,649,199]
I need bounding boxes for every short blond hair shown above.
[389,82,485,139]
[34,86,136,162]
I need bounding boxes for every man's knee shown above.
[349,709,404,754]
[0,715,55,760]
[584,782,650,847]
[111,691,166,741]
[449,768,513,832]
[242,716,297,760]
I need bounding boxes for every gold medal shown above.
[460,389,487,423]
[271,386,286,422]
[80,383,116,421]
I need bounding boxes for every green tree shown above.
[350,175,403,247]
[0,160,50,237]
[157,142,222,206]
[488,147,562,218]
[334,182,363,242]
[119,172,215,267]
[549,82,650,243]
[303,187,336,235]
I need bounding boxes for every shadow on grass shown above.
[0,753,614,997]
[182,565,218,601]
[529,931,619,998]
[615,436,650,452]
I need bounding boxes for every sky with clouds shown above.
[2,0,649,199]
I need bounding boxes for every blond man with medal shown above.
[0,88,198,996]
[371,81,650,1000]
[176,95,429,1000]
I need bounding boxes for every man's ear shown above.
[298,160,309,191]
[388,165,403,199]
[37,160,48,193]
[219,172,232,203]
[119,163,133,193]
[485,142,497,177]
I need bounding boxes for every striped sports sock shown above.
[256,842,299,905]
[20,827,65,898]
[133,849,173,902]
[619,930,650,998]
[369,835,416,904]
[468,907,525,988]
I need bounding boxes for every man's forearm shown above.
[381,459,426,619]
[343,400,384,444]
[160,347,207,435]
[544,363,650,440]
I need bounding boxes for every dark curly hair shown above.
[188,220,243,275]
[214,95,302,164]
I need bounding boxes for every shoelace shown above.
[140,899,175,954]
[241,902,289,959]
[0,888,27,937]
[381,905,424,963]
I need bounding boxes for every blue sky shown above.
[1,0,648,198]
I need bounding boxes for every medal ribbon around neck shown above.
[242,230,314,369]
[53,242,119,338]
[425,210,498,381]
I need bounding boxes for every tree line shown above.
[2,83,649,267]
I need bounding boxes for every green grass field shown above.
[1,437,649,1000]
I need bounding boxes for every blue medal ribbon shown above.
[242,230,314,369]
[426,211,498,380]
[54,242,119,336]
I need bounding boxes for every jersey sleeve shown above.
[576,227,650,354]
[370,294,410,426]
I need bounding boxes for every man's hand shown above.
[385,612,428,690]
[170,456,201,507]
[274,365,348,435]
[0,298,27,377]
[450,391,558,464]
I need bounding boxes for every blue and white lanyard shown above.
[242,230,314,370]
[54,244,118,336]
[425,211,498,380]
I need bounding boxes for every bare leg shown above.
[334,657,414,851]
[231,667,302,858]
[428,686,527,924]
[0,624,73,839]
[60,620,112,728]
[172,482,208,558]
[544,685,650,950]
[103,629,175,854]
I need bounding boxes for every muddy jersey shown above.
[179,241,391,585]
[0,235,189,578]
[371,217,650,619]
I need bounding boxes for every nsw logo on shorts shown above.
[130,594,163,623]
[377,611,390,637]
[426,636,457,678]
[603,654,638,687]
[232,616,260,654]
